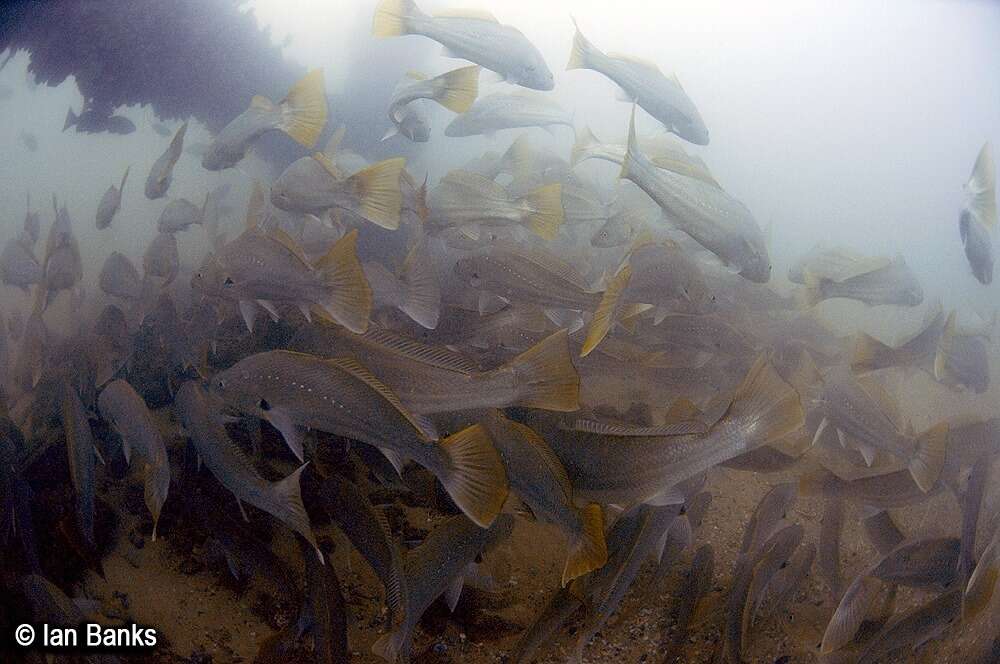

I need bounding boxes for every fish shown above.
[384,65,480,141]
[788,245,873,285]
[851,303,945,373]
[964,523,1000,620]
[97,379,170,538]
[819,497,846,598]
[869,537,960,591]
[143,231,180,285]
[209,351,508,527]
[799,467,940,510]
[156,197,204,233]
[19,574,90,628]
[812,367,948,492]
[934,310,991,393]
[60,382,96,548]
[315,474,407,625]
[480,410,606,585]
[41,196,83,307]
[510,585,583,664]
[370,514,514,663]
[958,454,991,580]
[427,170,564,240]
[820,575,896,654]
[202,183,233,250]
[855,589,961,664]
[959,142,996,284]
[755,541,815,621]
[95,165,130,229]
[572,125,719,186]
[543,354,803,505]
[800,255,923,307]
[444,91,572,137]
[0,236,42,292]
[144,122,187,199]
[98,251,143,300]
[372,0,554,91]
[567,19,709,145]
[288,323,579,415]
[191,222,372,334]
[202,69,327,171]
[63,106,136,134]
[173,381,321,558]
[619,108,770,282]
[659,543,715,659]
[298,536,348,663]
[270,153,407,230]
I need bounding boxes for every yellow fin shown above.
[563,503,607,586]
[619,105,639,181]
[909,421,948,493]
[405,70,427,81]
[323,124,346,156]
[347,157,405,230]
[372,0,417,37]
[250,95,274,111]
[503,329,580,411]
[278,69,328,148]
[433,8,497,21]
[501,134,537,181]
[522,183,564,240]
[851,332,892,373]
[313,230,372,334]
[566,17,597,71]
[432,65,480,114]
[966,141,996,228]
[268,227,311,266]
[724,354,805,446]
[361,326,475,373]
[581,263,631,357]
[438,424,508,528]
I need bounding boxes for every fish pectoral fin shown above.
[378,447,407,477]
[444,575,464,613]
[256,299,280,321]
[238,299,258,333]
[438,424,508,528]
[563,503,608,586]
[263,408,306,462]
[236,497,250,523]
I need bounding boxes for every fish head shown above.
[201,142,238,172]
[399,111,431,142]
[209,363,269,417]
[271,157,332,212]
[737,235,772,284]
[510,51,555,91]
[191,253,237,300]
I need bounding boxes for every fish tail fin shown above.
[966,141,996,228]
[570,125,601,166]
[314,229,373,333]
[372,0,421,37]
[275,462,321,557]
[503,329,580,411]
[438,424,508,528]
[372,626,410,663]
[347,157,405,230]
[278,69,328,148]
[566,16,599,70]
[521,183,564,240]
[908,421,948,493]
[119,165,130,192]
[563,503,607,586]
[503,134,536,181]
[727,354,805,446]
[432,65,480,113]
[399,241,440,329]
[850,332,892,373]
[63,107,77,131]
[581,262,631,357]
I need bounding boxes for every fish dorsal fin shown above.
[324,357,434,439]
[361,326,477,374]
[832,256,893,283]
[405,70,428,81]
[563,418,707,437]
[607,52,662,73]
[856,374,902,430]
[503,415,573,497]
[433,8,498,21]
[312,152,343,180]
[267,227,312,266]
[491,241,590,290]
[440,169,510,201]
[245,181,268,231]
[250,95,275,111]
[323,125,346,157]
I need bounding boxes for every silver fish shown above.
[959,141,996,284]
[801,255,923,307]
[373,0,553,90]
[99,251,142,300]
[95,166,129,229]
[144,122,187,199]
[384,66,479,142]
[142,231,179,285]
[444,91,571,137]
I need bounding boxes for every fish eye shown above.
[216,378,226,390]
[258,398,271,411]
[223,276,234,287]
